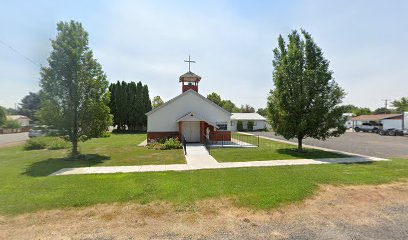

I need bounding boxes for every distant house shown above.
[7,115,31,127]
[231,113,267,131]
[351,113,408,131]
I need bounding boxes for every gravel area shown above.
[1,182,408,239]
[250,131,408,159]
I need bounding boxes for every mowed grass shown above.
[0,133,407,215]
[211,133,347,162]
[16,134,185,176]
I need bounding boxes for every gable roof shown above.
[176,112,219,128]
[7,115,31,120]
[351,114,402,121]
[231,113,266,121]
[146,89,232,116]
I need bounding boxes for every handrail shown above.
[204,136,211,155]
[182,135,187,155]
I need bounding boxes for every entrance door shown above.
[182,121,200,142]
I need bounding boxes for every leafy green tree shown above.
[392,97,408,112]
[207,92,222,106]
[240,104,255,113]
[2,119,21,129]
[268,29,346,151]
[256,108,267,117]
[152,96,164,109]
[221,100,239,113]
[0,106,6,126]
[374,107,394,114]
[39,20,112,155]
[6,108,18,115]
[17,92,41,120]
[341,104,372,116]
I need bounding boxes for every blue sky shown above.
[1,0,407,110]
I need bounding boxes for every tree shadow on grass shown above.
[276,148,374,165]
[23,154,111,177]
[276,148,348,159]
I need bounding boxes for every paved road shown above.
[0,132,29,147]
[251,131,408,159]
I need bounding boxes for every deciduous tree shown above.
[268,29,345,151]
[207,92,222,106]
[39,21,112,155]
[0,106,6,126]
[17,92,41,120]
[152,96,164,109]
[392,97,408,112]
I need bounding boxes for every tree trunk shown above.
[72,106,79,156]
[72,138,78,155]
[297,137,303,152]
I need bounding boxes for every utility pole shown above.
[381,99,391,109]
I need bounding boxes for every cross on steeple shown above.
[184,55,196,72]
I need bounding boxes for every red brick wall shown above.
[147,132,180,142]
[210,131,231,141]
[182,85,198,93]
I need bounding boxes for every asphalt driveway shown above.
[250,131,408,159]
[0,132,29,147]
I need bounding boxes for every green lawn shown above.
[0,133,407,216]
[211,133,347,162]
[15,134,185,176]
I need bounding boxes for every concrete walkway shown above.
[50,142,387,176]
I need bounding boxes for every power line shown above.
[0,39,42,67]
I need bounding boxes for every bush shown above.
[47,138,71,150]
[24,137,48,150]
[247,120,254,131]
[237,120,244,131]
[24,137,71,150]
[100,132,111,138]
[162,137,182,150]
[147,137,182,150]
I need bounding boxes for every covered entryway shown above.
[177,112,220,143]
[182,121,200,142]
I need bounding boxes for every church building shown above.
[146,58,232,143]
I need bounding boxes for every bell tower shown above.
[179,55,201,93]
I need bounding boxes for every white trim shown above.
[176,112,219,128]
[146,89,232,116]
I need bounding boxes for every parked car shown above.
[354,123,379,133]
[28,128,47,138]
[378,128,407,136]
[28,125,57,138]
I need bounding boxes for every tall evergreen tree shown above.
[39,21,112,155]
[142,84,152,129]
[134,82,145,131]
[127,82,138,131]
[268,29,345,151]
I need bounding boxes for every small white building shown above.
[7,115,31,126]
[230,113,267,131]
[146,70,232,143]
